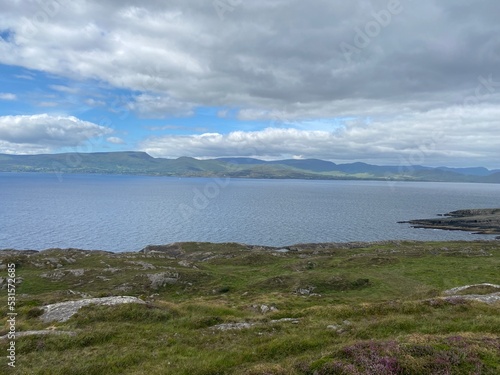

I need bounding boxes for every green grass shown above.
[0,241,499,374]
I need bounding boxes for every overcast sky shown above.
[1,0,499,167]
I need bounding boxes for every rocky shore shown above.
[400,208,500,236]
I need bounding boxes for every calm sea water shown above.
[1,173,499,252]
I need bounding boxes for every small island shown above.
[400,208,500,235]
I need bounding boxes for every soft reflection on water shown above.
[1,173,499,251]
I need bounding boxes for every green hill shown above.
[1,241,499,374]
[0,151,498,183]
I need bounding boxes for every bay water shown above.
[1,173,499,252]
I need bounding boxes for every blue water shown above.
[1,173,499,252]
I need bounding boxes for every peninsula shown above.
[401,208,500,235]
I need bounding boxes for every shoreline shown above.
[1,238,499,255]
[399,208,500,237]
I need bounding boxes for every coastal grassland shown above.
[0,241,499,374]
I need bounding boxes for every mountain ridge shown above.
[1,151,499,183]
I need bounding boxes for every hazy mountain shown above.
[436,166,492,176]
[0,152,498,183]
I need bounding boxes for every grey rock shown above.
[67,290,91,298]
[445,293,500,304]
[270,318,300,324]
[147,272,179,289]
[41,269,85,280]
[40,296,146,323]
[67,269,85,277]
[115,283,133,292]
[296,286,316,296]
[140,243,185,258]
[178,260,194,268]
[252,304,279,314]
[103,267,121,273]
[211,322,255,331]
[327,324,341,330]
[126,261,156,270]
[443,283,500,295]
[40,270,66,280]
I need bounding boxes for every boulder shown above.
[40,296,145,323]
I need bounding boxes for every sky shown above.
[0,0,500,168]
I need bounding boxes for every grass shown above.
[0,240,499,374]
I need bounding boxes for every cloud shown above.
[37,101,59,107]
[84,98,106,107]
[1,1,500,166]
[0,114,113,154]
[0,93,17,100]
[106,136,125,144]
[126,94,195,118]
[1,0,499,119]
[14,74,34,80]
[49,85,80,94]
[140,105,500,167]
[145,124,209,132]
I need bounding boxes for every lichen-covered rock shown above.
[40,269,86,280]
[252,304,279,314]
[140,243,185,258]
[211,322,255,331]
[126,261,156,270]
[40,270,66,280]
[146,272,179,289]
[40,296,145,323]
[443,283,500,295]
[67,269,85,277]
[445,293,500,304]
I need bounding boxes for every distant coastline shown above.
[1,151,500,183]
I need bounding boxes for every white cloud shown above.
[127,94,195,118]
[106,136,125,144]
[14,74,34,80]
[140,105,500,167]
[0,93,17,101]
[2,0,499,118]
[85,98,106,107]
[49,85,80,94]
[1,1,500,166]
[37,101,59,107]
[0,114,113,154]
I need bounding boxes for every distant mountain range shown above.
[1,151,499,183]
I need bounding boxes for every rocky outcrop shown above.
[443,283,500,295]
[445,293,500,304]
[211,318,300,331]
[400,208,500,234]
[211,322,256,331]
[40,296,145,323]
[146,272,179,289]
[251,304,279,314]
[140,243,185,258]
[425,283,500,305]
